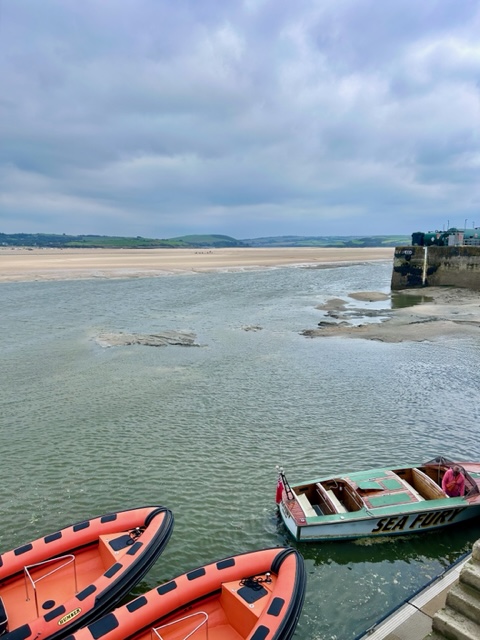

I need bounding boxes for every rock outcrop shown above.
[96,330,200,347]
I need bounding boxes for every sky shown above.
[1,0,480,240]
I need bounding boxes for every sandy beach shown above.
[0,246,394,282]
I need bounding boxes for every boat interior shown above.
[136,574,277,640]
[292,463,478,517]
[0,533,132,630]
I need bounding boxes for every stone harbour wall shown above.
[391,246,480,290]
[428,539,480,640]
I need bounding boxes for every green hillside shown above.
[242,235,410,247]
[0,233,247,249]
[0,232,410,249]
[169,234,247,247]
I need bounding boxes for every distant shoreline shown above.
[0,246,394,283]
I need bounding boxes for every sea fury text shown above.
[371,508,465,534]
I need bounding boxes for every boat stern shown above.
[278,499,302,541]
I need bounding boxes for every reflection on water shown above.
[1,261,480,640]
[296,523,478,568]
[391,292,433,309]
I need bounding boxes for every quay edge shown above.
[391,245,480,291]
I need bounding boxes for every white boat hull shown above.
[279,500,480,542]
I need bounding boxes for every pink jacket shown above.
[442,468,465,497]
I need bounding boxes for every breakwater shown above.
[391,246,480,290]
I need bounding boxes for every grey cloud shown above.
[1,0,480,237]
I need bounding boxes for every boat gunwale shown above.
[283,497,468,525]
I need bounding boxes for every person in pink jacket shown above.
[442,465,465,497]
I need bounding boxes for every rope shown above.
[240,573,271,590]
[128,526,144,544]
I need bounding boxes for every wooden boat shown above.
[276,456,480,542]
[0,505,174,640]
[68,547,306,640]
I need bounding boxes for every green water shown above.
[2,262,479,639]
[391,292,433,309]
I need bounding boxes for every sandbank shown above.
[0,247,394,283]
[302,287,480,343]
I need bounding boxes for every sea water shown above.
[2,260,480,639]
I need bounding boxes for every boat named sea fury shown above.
[276,457,480,542]
[68,547,306,640]
[0,505,174,640]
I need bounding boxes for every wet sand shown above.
[0,246,393,282]
[302,288,480,343]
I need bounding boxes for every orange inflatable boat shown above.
[69,546,306,640]
[0,505,174,640]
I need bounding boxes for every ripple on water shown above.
[2,265,480,640]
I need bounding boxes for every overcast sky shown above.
[1,1,480,239]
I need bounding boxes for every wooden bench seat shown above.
[296,492,317,518]
[326,489,347,513]
[412,468,447,500]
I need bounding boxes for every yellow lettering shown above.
[58,608,81,626]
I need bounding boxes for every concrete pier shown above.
[391,246,480,290]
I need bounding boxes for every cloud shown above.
[1,0,480,237]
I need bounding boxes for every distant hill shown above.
[169,234,248,248]
[241,235,410,247]
[0,232,409,249]
[0,233,248,249]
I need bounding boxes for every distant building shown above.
[412,228,480,247]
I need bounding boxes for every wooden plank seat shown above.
[412,468,447,500]
[296,493,317,518]
[326,489,348,514]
